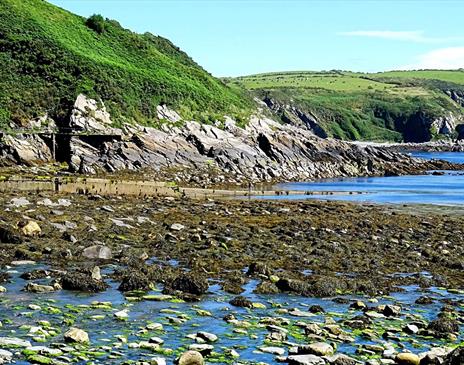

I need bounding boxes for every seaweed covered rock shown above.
[61,269,108,292]
[229,295,253,308]
[246,262,271,277]
[427,317,460,338]
[164,273,208,295]
[276,278,310,295]
[254,281,279,294]
[118,270,152,292]
[443,347,464,365]
[0,227,22,244]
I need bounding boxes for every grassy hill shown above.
[0,0,253,129]
[230,70,464,142]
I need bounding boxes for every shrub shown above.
[85,14,106,34]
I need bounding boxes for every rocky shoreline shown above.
[0,189,463,364]
[352,140,464,153]
[2,95,463,187]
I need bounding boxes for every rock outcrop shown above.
[0,133,52,166]
[0,95,460,183]
[70,94,113,132]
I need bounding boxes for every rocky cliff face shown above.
[262,97,328,138]
[259,95,463,143]
[0,95,457,183]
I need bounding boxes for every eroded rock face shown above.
[66,115,452,182]
[0,134,52,166]
[431,112,462,136]
[0,95,460,182]
[70,94,112,132]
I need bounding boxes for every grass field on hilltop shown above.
[231,70,464,142]
[371,70,464,85]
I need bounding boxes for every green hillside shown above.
[231,70,464,142]
[0,0,252,129]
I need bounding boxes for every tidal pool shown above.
[1,263,463,364]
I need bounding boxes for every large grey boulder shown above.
[82,245,112,260]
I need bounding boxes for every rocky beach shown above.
[1,0,464,363]
[0,189,463,364]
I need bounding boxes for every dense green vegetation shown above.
[0,0,252,128]
[231,70,464,141]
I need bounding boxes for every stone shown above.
[0,349,12,362]
[24,283,56,293]
[8,197,30,208]
[0,337,31,348]
[443,347,464,365]
[25,346,63,356]
[82,245,112,260]
[170,223,185,231]
[383,305,401,317]
[229,295,253,308]
[260,346,285,355]
[146,323,164,331]
[157,104,182,123]
[188,344,213,356]
[404,324,419,334]
[287,354,326,365]
[63,328,89,344]
[114,309,129,320]
[91,266,102,281]
[11,260,36,266]
[301,343,334,356]
[427,317,459,337]
[323,354,359,364]
[196,332,217,343]
[177,350,204,365]
[395,353,420,365]
[166,273,208,295]
[149,337,164,345]
[350,301,367,310]
[20,221,41,236]
[0,286,6,293]
[151,357,167,365]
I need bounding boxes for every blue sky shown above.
[48,0,464,77]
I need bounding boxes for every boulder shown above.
[427,317,459,338]
[24,283,56,293]
[229,295,253,308]
[287,354,326,365]
[442,347,464,365]
[165,273,208,295]
[300,343,334,356]
[20,221,41,236]
[395,353,420,365]
[0,349,13,363]
[177,350,204,365]
[64,328,89,344]
[61,271,108,292]
[0,337,31,348]
[82,245,112,260]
